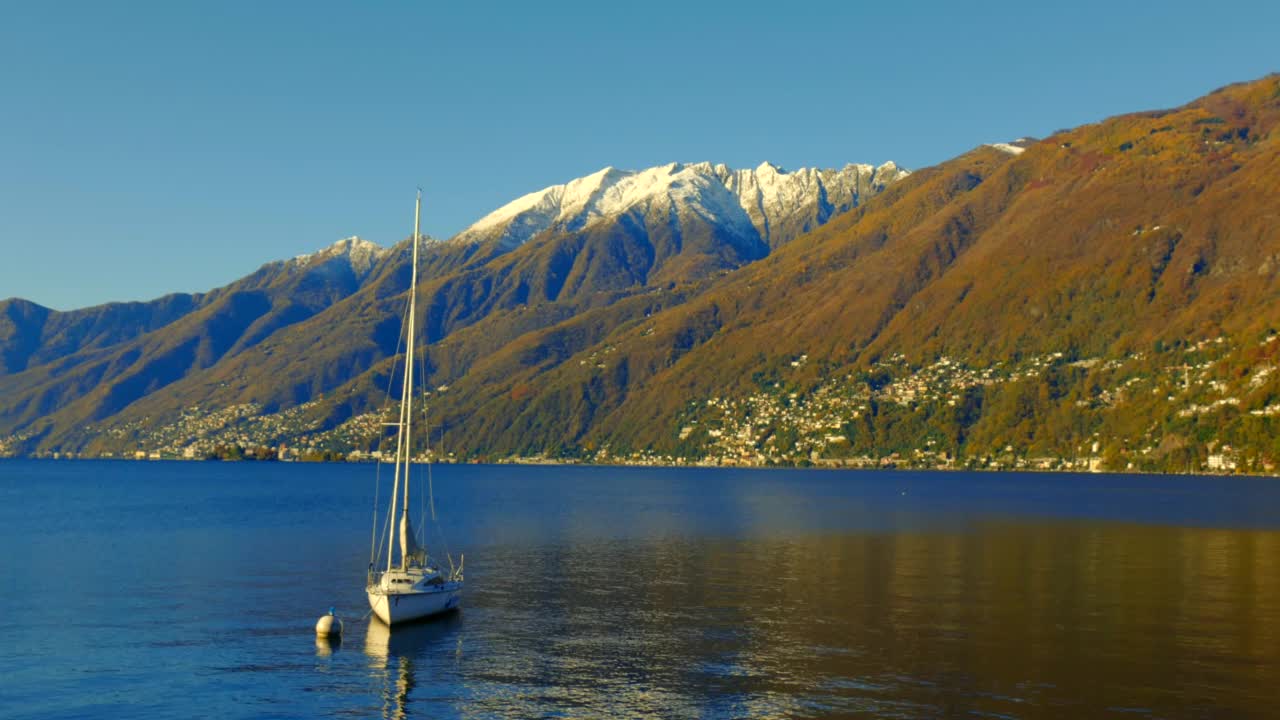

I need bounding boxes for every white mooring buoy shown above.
[315,607,343,637]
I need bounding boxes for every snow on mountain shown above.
[293,236,388,279]
[719,161,905,240]
[986,137,1038,155]
[453,160,909,250]
[987,143,1026,155]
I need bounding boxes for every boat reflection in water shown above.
[363,615,464,719]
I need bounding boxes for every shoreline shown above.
[1,453,1272,480]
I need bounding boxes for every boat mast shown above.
[387,190,422,573]
[400,190,421,569]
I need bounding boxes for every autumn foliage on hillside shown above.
[425,75,1280,470]
[5,75,1280,472]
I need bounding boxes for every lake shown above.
[0,460,1277,718]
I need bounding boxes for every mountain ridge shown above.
[5,75,1280,473]
[0,156,908,455]
[454,160,907,251]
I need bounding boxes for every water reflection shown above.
[363,615,464,719]
[314,634,342,657]
[446,522,1280,718]
[314,522,1280,718]
[12,462,1279,718]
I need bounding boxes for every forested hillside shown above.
[4,76,1280,473]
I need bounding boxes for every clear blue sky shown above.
[2,1,1277,310]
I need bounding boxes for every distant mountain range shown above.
[4,75,1280,473]
[0,160,904,457]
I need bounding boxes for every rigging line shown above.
[421,388,448,567]
[376,435,395,565]
[373,440,391,563]
[423,380,437,524]
[427,459,437,523]
[424,427,450,568]
[391,189,423,572]
[437,518,453,574]
[371,268,413,569]
[411,197,434,549]
[417,384,431,556]
[377,490,393,566]
[426,417,453,572]
[414,309,430,532]
[369,458,381,567]
[436,516,454,577]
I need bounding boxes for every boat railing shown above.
[367,563,462,589]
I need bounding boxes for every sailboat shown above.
[366,190,464,626]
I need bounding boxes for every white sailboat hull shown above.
[367,582,462,625]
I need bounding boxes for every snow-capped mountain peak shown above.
[453,160,909,250]
[293,236,388,279]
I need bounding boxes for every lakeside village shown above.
[6,334,1280,475]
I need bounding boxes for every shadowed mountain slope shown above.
[0,238,390,443]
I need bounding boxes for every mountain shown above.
[0,160,904,456]
[0,235,389,378]
[0,237,390,447]
[0,293,201,376]
[434,75,1280,470]
[454,161,906,252]
[6,75,1280,473]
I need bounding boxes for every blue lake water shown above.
[1,460,1278,718]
